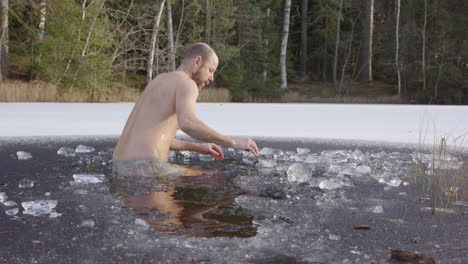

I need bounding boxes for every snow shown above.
[0,102,467,146]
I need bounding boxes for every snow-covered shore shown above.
[1,102,467,147]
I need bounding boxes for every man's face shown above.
[192,54,219,89]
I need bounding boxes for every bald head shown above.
[182,42,216,64]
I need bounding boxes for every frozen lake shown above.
[1,103,467,151]
[1,103,467,262]
[1,136,467,263]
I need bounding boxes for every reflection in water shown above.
[110,170,256,238]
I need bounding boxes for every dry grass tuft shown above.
[0,80,141,102]
[198,87,232,102]
[0,80,59,102]
[281,91,403,104]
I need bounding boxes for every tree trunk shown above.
[359,0,373,82]
[323,16,328,81]
[167,0,175,71]
[81,0,107,57]
[422,0,427,91]
[299,0,308,78]
[205,0,211,44]
[0,0,8,81]
[262,8,270,83]
[395,0,401,96]
[280,0,291,89]
[37,0,46,42]
[333,0,343,92]
[146,0,166,84]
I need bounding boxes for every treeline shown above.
[0,0,466,103]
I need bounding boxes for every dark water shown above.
[109,159,258,238]
[1,136,467,263]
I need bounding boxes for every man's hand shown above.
[232,138,259,157]
[197,143,224,160]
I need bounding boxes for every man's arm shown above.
[169,138,200,151]
[170,138,224,160]
[175,81,235,147]
[175,80,259,156]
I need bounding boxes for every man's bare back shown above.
[113,43,259,176]
[113,71,189,161]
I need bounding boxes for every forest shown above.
[0,0,466,104]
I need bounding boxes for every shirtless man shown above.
[113,42,259,177]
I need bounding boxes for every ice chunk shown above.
[297,148,310,155]
[16,151,32,160]
[168,151,177,161]
[371,151,386,159]
[242,158,257,165]
[80,219,95,227]
[57,147,75,157]
[290,155,305,162]
[327,164,356,175]
[287,163,312,183]
[75,145,95,153]
[386,178,402,187]
[5,208,19,216]
[259,147,282,157]
[135,218,150,230]
[72,174,105,184]
[319,179,350,190]
[321,150,350,158]
[258,167,276,175]
[3,200,18,207]
[372,205,384,214]
[0,192,7,202]
[178,150,198,160]
[257,159,277,168]
[351,149,365,161]
[304,154,322,164]
[18,178,34,188]
[355,165,372,175]
[329,234,341,241]
[22,200,58,216]
[275,163,291,172]
[49,212,62,218]
[198,154,214,161]
[373,172,402,187]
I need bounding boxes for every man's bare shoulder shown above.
[163,71,198,94]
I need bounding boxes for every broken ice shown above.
[72,174,105,184]
[18,178,34,188]
[0,192,7,202]
[372,205,384,214]
[257,159,277,168]
[22,200,58,216]
[80,219,95,227]
[75,145,95,153]
[49,212,63,218]
[5,208,19,216]
[16,151,32,160]
[135,218,150,230]
[373,172,402,187]
[57,147,75,156]
[259,147,281,157]
[3,200,18,207]
[355,165,372,175]
[319,179,350,190]
[287,163,312,183]
[297,148,311,155]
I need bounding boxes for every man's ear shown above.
[194,56,203,68]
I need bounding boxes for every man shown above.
[113,42,259,177]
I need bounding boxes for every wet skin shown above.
[113,49,259,175]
